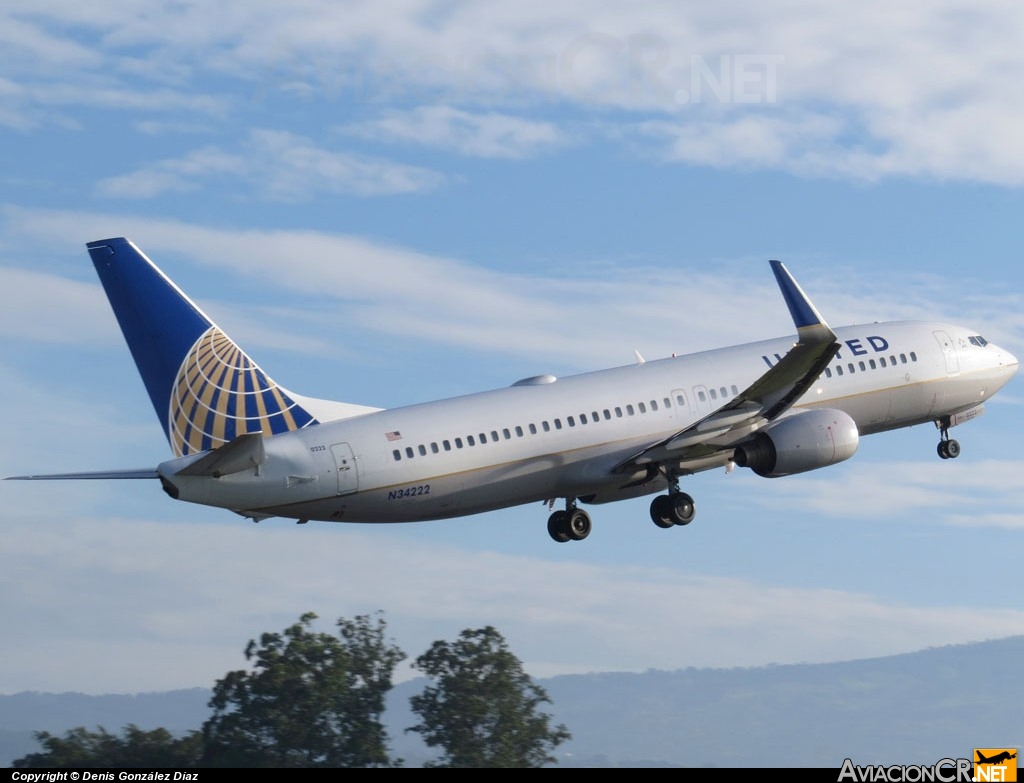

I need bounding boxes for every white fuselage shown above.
[159,320,1018,523]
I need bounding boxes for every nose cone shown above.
[988,342,1019,389]
[1000,344,1019,375]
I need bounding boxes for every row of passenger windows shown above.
[392,385,742,461]
[822,351,918,379]
[391,349,920,463]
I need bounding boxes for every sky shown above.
[1,0,1023,697]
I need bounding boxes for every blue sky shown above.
[1,1,1023,695]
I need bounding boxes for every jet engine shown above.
[733,409,859,478]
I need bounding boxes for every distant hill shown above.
[3,636,1022,767]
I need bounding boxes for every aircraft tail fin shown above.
[87,238,320,458]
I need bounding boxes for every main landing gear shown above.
[936,416,961,460]
[546,474,696,543]
[547,499,592,543]
[649,472,696,529]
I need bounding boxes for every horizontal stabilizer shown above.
[5,469,159,480]
[174,432,267,478]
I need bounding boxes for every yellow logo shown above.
[974,749,1017,782]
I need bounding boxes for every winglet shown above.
[770,260,830,333]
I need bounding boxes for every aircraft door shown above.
[933,330,960,376]
[671,388,690,422]
[330,443,359,495]
[692,384,712,416]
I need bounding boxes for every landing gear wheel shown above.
[650,495,675,529]
[547,511,571,543]
[671,492,695,526]
[567,508,592,541]
[937,438,961,460]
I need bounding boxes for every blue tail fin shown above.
[87,238,318,457]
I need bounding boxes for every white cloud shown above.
[6,2,1024,182]
[0,267,116,343]
[2,512,1023,693]
[94,130,446,200]
[0,206,807,367]
[5,205,1023,370]
[95,146,246,198]
[343,105,567,158]
[742,459,1024,529]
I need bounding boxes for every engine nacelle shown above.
[733,408,859,478]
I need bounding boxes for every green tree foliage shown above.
[12,724,202,768]
[201,611,406,768]
[407,625,571,768]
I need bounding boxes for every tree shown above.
[12,725,203,768]
[201,611,406,767]
[407,626,571,767]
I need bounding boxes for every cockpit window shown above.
[969,335,989,347]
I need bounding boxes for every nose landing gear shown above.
[936,416,961,460]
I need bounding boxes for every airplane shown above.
[6,238,1019,543]
[976,751,1017,765]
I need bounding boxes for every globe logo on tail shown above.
[169,326,317,457]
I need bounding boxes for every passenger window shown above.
[824,367,832,378]
[491,430,499,441]
[467,435,476,446]
[455,437,463,448]
[529,424,537,434]
[848,363,855,373]
[626,405,635,415]
[554,419,562,429]
[650,400,658,411]
[579,413,588,424]
[405,447,414,458]
[615,407,623,417]
[418,445,427,456]
[443,440,451,451]
[515,426,523,437]
[836,365,844,376]
[859,361,866,371]
[731,385,738,395]
[869,359,877,369]
[431,442,439,454]
[676,394,685,406]
[542,421,550,432]
[910,351,918,361]
[393,449,401,461]
[720,387,727,398]
[879,357,887,367]
[698,391,706,402]
[710,389,718,400]
[567,416,575,427]
[592,410,600,420]
[663,397,671,408]
[503,428,511,439]
[638,403,646,413]
[900,354,907,363]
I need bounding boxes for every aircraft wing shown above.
[615,260,840,473]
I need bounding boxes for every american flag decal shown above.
[385,431,402,441]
